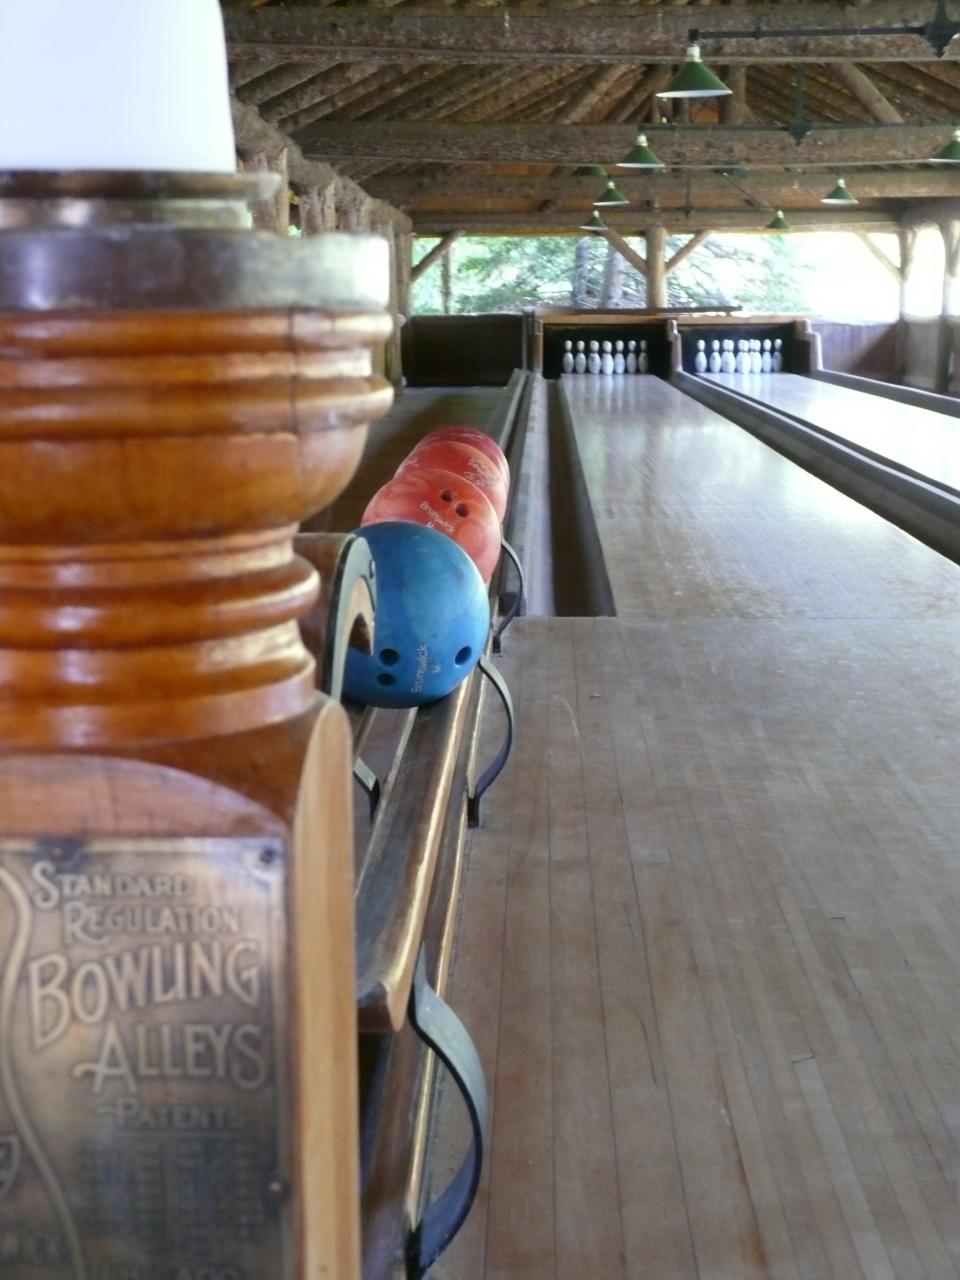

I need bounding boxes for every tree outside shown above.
[411,231,900,320]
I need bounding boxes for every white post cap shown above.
[0,0,236,171]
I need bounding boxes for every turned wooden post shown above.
[0,171,393,1280]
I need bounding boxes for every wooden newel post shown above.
[0,172,393,1280]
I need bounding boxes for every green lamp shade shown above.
[658,45,732,99]
[931,128,960,164]
[579,209,607,233]
[821,177,858,206]
[619,132,664,169]
[766,209,791,231]
[594,179,630,207]
[573,164,607,178]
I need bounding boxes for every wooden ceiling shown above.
[224,1,960,234]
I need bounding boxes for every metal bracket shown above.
[467,657,514,829]
[492,538,525,656]
[406,949,487,1280]
[353,755,381,821]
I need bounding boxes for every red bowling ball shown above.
[418,427,509,485]
[399,439,508,522]
[362,467,502,582]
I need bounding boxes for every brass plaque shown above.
[0,838,291,1280]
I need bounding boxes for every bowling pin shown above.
[761,338,772,373]
[626,339,637,374]
[638,339,649,374]
[721,338,736,374]
[587,340,601,375]
[709,339,722,373]
[574,339,587,373]
[601,339,614,376]
[562,339,575,374]
[773,338,783,372]
[694,338,708,373]
[613,339,626,374]
[750,338,762,374]
[736,339,750,374]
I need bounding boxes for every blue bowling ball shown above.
[344,521,490,709]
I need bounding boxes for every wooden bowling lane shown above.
[427,377,960,1280]
[432,611,960,1280]
[562,373,960,620]
[706,372,960,494]
[306,386,503,532]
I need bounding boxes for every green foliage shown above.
[410,231,891,318]
[412,236,576,314]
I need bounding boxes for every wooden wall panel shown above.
[812,321,899,380]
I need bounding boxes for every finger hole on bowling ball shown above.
[455,646,471,665]
[377,673,397,688]
[379,648,399,666]
[440,489,453,502]
[455,503,469,518]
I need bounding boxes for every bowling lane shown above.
[307,387,503,532]
[704,371,960,492]
[563,373,960,619]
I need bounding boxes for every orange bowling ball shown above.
[399,439,508,522]
[419,427,509,485]
[362,466,502,582]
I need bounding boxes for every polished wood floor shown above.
[707,372,960,491]
[427,376,960,1280]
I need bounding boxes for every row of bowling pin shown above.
[695,337,784,375]
[563,338,649,375]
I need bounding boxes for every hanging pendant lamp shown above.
[766,209,791,231]
[593,179,630,208]
[579,209,607,232]
[931,127,960,163]
[821,176,858,206]
[573,164,608,178]
[619,132,664,169]
[658,43,732,100]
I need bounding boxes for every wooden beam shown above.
[855,231,903,281]
[558,65,630,125]
[605,65,673,124]
[412,209,898,234]
[666,230,712,275]
[272,63,391,133]
[832,63,904,123]
[364,170,960,205]
[297,122,958,168]
[225,4,960,65]
[411,231,462,283]
[599,227,647,276]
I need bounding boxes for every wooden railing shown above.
[298,371,532,1280]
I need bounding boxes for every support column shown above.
[441,242,454,314]
[896,224,918,382]
[245,147,290,234]
[298,180,337,234]
[646,224,667,309]
[939,219,960,392]
[600,238,623,307]
[573,235,593,306]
